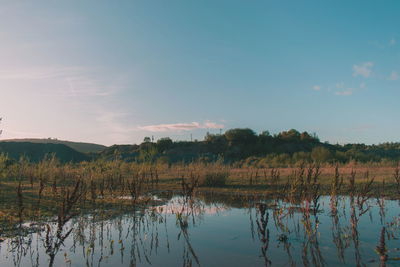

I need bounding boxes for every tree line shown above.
[99,128,400,166]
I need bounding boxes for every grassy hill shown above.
[1,138,107,153]
[0,142,89,163]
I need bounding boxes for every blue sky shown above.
[1,0,400,145]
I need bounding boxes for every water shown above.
[1,194,399,266]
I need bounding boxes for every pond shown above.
[0,193,399,266]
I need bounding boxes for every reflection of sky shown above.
[154,197,228,215]
[1,196,400,266]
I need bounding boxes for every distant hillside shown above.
[0,142,89,163]
[1,138,107,153]
[3,128,400,166]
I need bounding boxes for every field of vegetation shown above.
[1,153,400,229]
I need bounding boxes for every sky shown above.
[1,1,400,146]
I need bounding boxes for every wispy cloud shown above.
[65,76,120,98]
[336,82,344,89]
[335,88,354,96]
[312,85,321,91]
[203,121,224,129]
[369,38,396,49]
[78,108,140,145]
[334,81,366,96]
[0,66,120,98]
[353,62,373,78]
[0,66,84,80]
[389,71,399,81]
[139,121,224,132]
[0,65,132,144]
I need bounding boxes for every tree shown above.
[277,129,301,142]
[204,133,227,154]
[300,131,315,142]
[143,136,151,143]
[224,128,257,146]
[258,130,273,144]
[260,130,271,137]
[157,137,173,152]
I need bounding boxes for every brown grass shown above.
[0,158,400,234]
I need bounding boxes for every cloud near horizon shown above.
[138,121,225,132]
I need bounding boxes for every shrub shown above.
[200,171,229,187]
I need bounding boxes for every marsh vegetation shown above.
[1,153,400,265]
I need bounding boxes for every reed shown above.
[181,172,199,199]
[393,162,400,194]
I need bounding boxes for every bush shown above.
[200,171,229,187]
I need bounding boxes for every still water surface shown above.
[1,194,399,266]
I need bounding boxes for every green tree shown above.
[277,129,301,142]
[224,128,257,146]
[300,131,318,142]
[157,137,173,152]
[205,133,227,154]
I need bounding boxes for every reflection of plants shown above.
[175,196,202,266]
[300,205,325,267]
[356,171,374,213]
[3,193,400,266]
[256,203,271,266]
[375,227,387,266]
[44,178,86,266]
[176,214,200,266]
[330,164,343,216]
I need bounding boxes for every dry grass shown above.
[0,158,400,234]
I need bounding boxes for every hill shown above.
[0,142,89,163]
[2,128,400,166]
[1,138,106,153]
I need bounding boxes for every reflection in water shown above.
[2,194,400,266]
[255,204,271,266]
